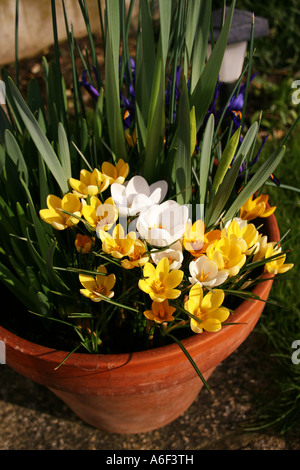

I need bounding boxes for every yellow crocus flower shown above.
[206,237,246,277]
[124,128,137,148]
[98,223,136,259]
[138,257,183,302]
[264,243,294,275]
[101,158,129,185]
[79,265,116,302]
[143,299,176,324]
[69,168,109,198]
[184,283,229,333]
[39,193,82,230]
[75,234,94,254]
[121,239,149,269]
[240,194,276,221]
[223,219,259,254]
[82,196,118,230]
[183,219,221,257]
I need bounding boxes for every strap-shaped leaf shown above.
[224,145,286,222]
[190,106,196,157]
[136,0,156,118]
[206,152,244,228]
[105,0,127,160]
[141,38,165,182]
[199,113,215,207]
[0,106,12,144]
[190,0,236,131]
[21,179,50,259]
[1,67,24,134]
[4,129,28,184]
[8,77,69,193]
[175,75,191,205]
[158,0,172,67]
[211,126,241,195]
[189,0,212,93]
[184,0,202,77]
[58,122,72,181]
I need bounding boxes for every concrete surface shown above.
[0,331,299,451]
[0,0,139,66]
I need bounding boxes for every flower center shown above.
[149,223,165,230]
[151,280,165,294]
[158,305,166,319]
[94,284,107,296]
[196,308,203,322]
[197,268,210,282]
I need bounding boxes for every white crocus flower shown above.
[136,200,189,247]
[110,175,168,217]
[189,255,228,287]
[151,241,184,270]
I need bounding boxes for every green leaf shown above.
[93,88,104,151]
[46,241,70,294]
[26,265,41,292]
[21,179,50,259]
[135,0,156,124]
[211,126,241,195]
[24,225,47,272]
[189,0,212,93]
[166,332,211,393]
[105,0,127,160]
[206,122,261,227]
[8,77,69,193]
[224,145,286,222]
[190,106,196,157]
[0,194,18,234]
[4,129,28,184]
[135,101,147,152]
[199,113,214,210]
[175,75,191,205]
[190,0,236,131]
[0,106,12,144]
[58,122,72,181]
[235,121,259,161]
[158,0,172,67]
[184,0,202,77]
[9,237,27,268]
[1,67,24,134]
[141,38,165,182]
[27,77,45,119]
[206,152,244,227]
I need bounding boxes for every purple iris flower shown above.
[81,68,100,101]
[165,66,182,108]
[119,57,136,129]
[81,59,136,130]
[226,73,257,130]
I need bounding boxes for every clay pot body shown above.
[0,214,280,434]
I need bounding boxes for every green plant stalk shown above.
[165,332,212,393]
[14,0,19,88]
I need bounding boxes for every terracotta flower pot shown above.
[0,213,280,434]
